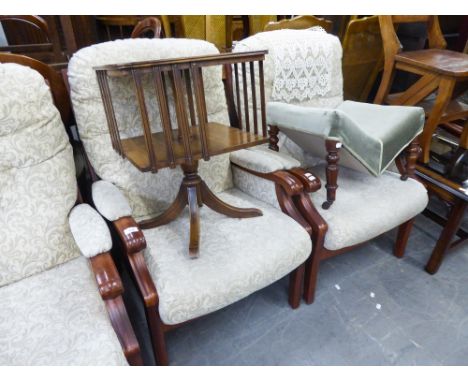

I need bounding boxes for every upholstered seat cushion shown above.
[307,164,428,250]
[0,257,127,365]
[267,101,425,176]
[142,188,312,325]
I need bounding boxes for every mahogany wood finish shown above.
[322,139,341,209]
[374,16,468,164]
[95,51,269,256]
[1,53,142,365]
[0,15,66,66]
[131,17,163,39]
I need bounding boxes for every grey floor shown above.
[122,198,468,365]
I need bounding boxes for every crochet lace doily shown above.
[270,27,333,103]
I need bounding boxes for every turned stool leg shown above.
[268,125,280,152]
[322,139,341,210]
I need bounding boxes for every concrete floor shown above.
[122,198,468,365]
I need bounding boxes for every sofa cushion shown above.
[68,38,233,222]
[308,164,428,250]
[142,188,312,325]
[0,63,79,287]
[0,257,127,365]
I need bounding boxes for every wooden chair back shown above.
[264,15,333,33]
[131,17,162,38]
[0,15,65,64]
[379,16,447,62]
[342,15,384,101]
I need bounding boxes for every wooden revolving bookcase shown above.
[95,51,269,257]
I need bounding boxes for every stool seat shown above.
[267,100,425,176]
[396,49,468,78]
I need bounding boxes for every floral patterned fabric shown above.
[0,63,79,287]
[68,38,234,222]
[0,257,128,365]
[142,188,311,325]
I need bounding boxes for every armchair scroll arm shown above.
[92,180,158,308]
[68,204,142,365]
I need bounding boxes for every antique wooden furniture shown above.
[263,15,333,33]
[416,145,467,274]
[0,59,141,365]
[0,15,67,66]
[374,16,468,164]
[94,51,270,257]
[234,29,429,303]
[131,17,162,39]
[342,15,384,101]
[68,38,312,365]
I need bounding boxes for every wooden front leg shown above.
[322,139,341,210]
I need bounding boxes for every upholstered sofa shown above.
[0,62,140,365]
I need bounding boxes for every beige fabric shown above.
[69,204,113,258]
[142,188,311,325]
[0,257,128,365]
[68,38,233,222]
[0,63,79,287]
[92,180,133,221]
[308,164,428,250]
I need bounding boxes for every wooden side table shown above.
[95,51,269,257]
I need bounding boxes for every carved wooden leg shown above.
[401,138,420,180]
[146,307,169,366]
[425,199,467,274]
[322,139,341,210]
[420,77,456,163]
[187,185,200,258]
[288,263,305,309]
[200,180,262,218]
[394,218,415,258]
[268,124,280,152]
[138,184,188,229]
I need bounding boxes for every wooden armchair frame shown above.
[0,53,143,366]
[263,15,333,33]
[288,137,421,303]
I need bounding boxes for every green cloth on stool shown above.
[267,100,425,176]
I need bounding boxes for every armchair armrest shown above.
[68,203,142,365]
[91,180,158,309]
[69,203,112,258]
[230,146,301,173]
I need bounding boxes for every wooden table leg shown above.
[425,199,467,274]
[187,185,200,258]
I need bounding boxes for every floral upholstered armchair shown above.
[0,62,141,365]
[68,38,312,365]
[233,29,429,304]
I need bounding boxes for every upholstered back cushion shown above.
[68,39,233,221]
[233,29,344,166]
[0,63,78,287]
